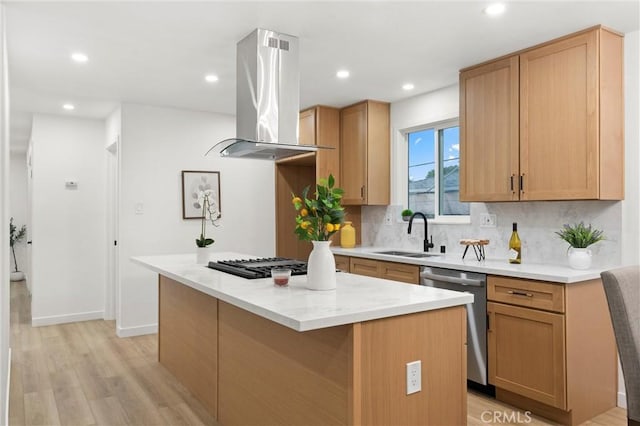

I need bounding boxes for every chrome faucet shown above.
[408,212,434,252]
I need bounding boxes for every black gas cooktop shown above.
[206,257,308,279]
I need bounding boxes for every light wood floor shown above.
[8,281,627,426]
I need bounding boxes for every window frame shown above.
[403,118,470,225]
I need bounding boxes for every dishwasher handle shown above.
[420,271,484,287]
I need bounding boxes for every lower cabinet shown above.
[334,255,350,273]
[348,256,419,285]
[488,301,566,409]
[487,276,617,426]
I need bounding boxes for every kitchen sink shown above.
[373,250,442,258]
[403,252,442,258]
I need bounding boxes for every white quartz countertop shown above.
[332,246,610,283]
[131,252,473,332]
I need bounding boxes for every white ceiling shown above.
[6,1,639,152]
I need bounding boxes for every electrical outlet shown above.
[406,360,421,394]
[384,212,393,225]
[479,213,496,227]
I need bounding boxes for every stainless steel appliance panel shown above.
[421,266,487,386]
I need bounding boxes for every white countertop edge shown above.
[332,247,608,283]
[131,256,474,332]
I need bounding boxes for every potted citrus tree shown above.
[9,218,27,281]
[292,174,344,290]
[555,222,604,269]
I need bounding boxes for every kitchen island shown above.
[132,252,473,426]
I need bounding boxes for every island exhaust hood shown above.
[206,29,326,160]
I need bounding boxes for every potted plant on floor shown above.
[555,222,605,270]
[9,218,27,281]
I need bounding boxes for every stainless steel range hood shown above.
[207,29,324,160]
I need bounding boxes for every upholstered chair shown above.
[601,266,640,426]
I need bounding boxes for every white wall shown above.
[30,114,107,326]
[117,103,275,336]
[618,28,640,410]
[9,152,27,281]
[622,30,640,267]
[0,4,10,423]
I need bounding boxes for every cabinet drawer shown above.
[349,257,379,278]
[488,276,565,313]
[378,261,419,285]
[334,255,350,273]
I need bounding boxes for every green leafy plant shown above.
[555,222,605,248]
[292,174,345,241]
[401,209,413,217]
[9,218,27,272]
[194,190,221,247]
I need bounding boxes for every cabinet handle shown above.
[508,290,533,297]
[510,175,515,192]
[360,185,365,199]
[519,174,524,193]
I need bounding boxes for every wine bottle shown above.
[509,222,521,264]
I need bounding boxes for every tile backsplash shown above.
[361,201,622,267]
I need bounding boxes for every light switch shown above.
[135,202,144,215]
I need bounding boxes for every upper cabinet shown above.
[275,105,362,261]
[460,26,624,202]
[340,100,390,205]
[460,56,520,201]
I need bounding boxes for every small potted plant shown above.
[292,174,344,290]
[555,222,605,270]
[193,189,221,264]
[401,209,413,221]
[9,218,27,281]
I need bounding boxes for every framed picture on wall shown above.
[181,170,221,219]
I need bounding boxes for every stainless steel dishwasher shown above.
[421,266,488,387]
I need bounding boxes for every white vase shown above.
[196,246,212,264]
[306,240,337,291]
[10,271,25,282]
[568,247,592,270]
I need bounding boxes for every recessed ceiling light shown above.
[62,103,75,111]
[71,52,88,63]
[336,70,350,79]
[205,74,219,83]
[402,83,415,91]
[483,3,506,16]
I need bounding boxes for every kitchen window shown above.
[406,120,469,220]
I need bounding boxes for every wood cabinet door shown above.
[299,108,316,146]
[460,56,520,202]
[314,106,341,184]
[378,261,419,284]
[520,31,598,200]
[349,257,378,278]
[488,302,566,409]
[334,255,350,273]
[340,102,367,205]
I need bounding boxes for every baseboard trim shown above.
[5,347,11,426]
[618,391,627,408]
[117,323,157,338]
[32,310,104,327]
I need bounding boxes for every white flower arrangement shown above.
[194,189,221,248]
